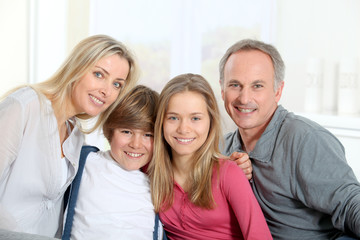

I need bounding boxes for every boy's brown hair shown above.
[103,85,159,142]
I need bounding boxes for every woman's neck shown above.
[49,96,74,126]
[47,95,73,157]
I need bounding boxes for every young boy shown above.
[62,85,163,240]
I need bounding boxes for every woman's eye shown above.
[113,82,122,89]
[192,117,200,121]
[121,130,131,134]
[94,72,103,78]
[168,116,178,120]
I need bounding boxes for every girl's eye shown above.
[94,72,103,78]
[113,82,122,89]
[168,116,178,120]
[192,117,200,121]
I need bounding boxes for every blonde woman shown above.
[149,73,272,239]
[0,35,138,238]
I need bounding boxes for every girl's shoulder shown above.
[215,158,239,176]
[217,158,237,167]
[215,159,249,190]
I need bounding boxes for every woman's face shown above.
[71,54,130,117]
[110,128,154,171]
[163,91,210,161]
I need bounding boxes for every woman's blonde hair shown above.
[33,34,139,132]
[148,73,222,212]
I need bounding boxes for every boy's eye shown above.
[121,130,131,134]
[144,133,154,138]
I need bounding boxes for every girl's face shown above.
[71,54,130,117]
[110,128,154,171]
[163,91,210,161]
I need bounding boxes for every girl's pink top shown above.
[159,159,272,240]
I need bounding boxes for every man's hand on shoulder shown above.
[230,152,252,180]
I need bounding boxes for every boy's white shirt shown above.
[69,150,155,240]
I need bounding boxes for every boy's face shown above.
[109,128,154,171]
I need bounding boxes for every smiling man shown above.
[219,39,360,240]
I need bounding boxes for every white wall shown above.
[276,0,360,115]
[0,0,89,96]
[31,0,67,84]
[0,0,28,95]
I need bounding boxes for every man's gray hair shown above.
[219,39,285,91]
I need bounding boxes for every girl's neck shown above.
[172,153,192,172]
[172,154,192,191]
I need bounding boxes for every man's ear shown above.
[220,80,225,101]
[275,81,284,103]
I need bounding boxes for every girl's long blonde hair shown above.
[148,73,222,212]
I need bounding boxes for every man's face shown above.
[221,50,283,136]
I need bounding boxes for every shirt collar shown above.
[236,105,288,163]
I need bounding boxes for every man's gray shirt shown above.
[222,105,360,240]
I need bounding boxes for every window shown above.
[87,0,277,148]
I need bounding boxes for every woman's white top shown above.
[70,151,155,240]
[0,87,84,237]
